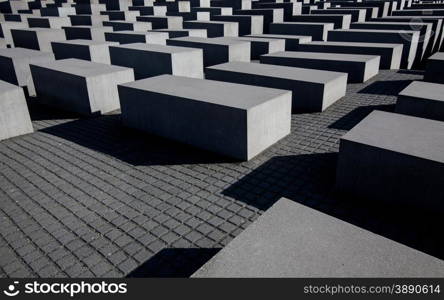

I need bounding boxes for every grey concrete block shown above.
[30,58,134,115]
[183,20,238,37]
[290,14,351,29]
[222,36,284,60]
[68,14,109,26]
[166,36,250,66]
[27,16,71,29]
[151,29,208,38]
[337,110,444,213]
[51,40,118,64]
[0,47,55,96]
[0,80,33,141]
[294,41,402,70]
[246,33,311,51]
[136,16,183,29]
[109,43,203,79]
[0,21,28,46]
[101,10,140,22]
[270,22,334,41]
[105,30,169,45]
[63,26,111,42]
[233,8,283,33]
[211,14,263,35]
[311,8,367,23]
[40,7,76,17]
[424,52,444,83]
[102,21,152,32]
[327,29,420,69]
[206,61,347,112]
[118,74,291,160]
[193,198,444,277]
[252,1,301,21]
[11,28,66,52]
[261,51,380,83]
[396,80,444,122]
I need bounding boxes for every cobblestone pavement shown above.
[1,70,442,278]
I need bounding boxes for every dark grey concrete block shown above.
[193,198,444,277]
[51,40,118,64]
[105,30,169,45]
[166,36,250,66]
[261,51,380,83]
[11,28,66,52]
[289,14,351,29]
[118,74,291,160]
[0,47,55,96]
[222,36,284,59]
[63,26,111,42]
[30,58,134,115]
[270,22,334,41]
[327,29,420,69]
[0,80,33,141]
[337,110,444,213]
[206,61,347,112]
[183,20,238,37]
[424,52,444,83]
[109,43,203,79]
[396,80,444,122]
[246,33,312,50]
[294,41,402,70]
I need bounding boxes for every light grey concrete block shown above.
[222,36,284,59]
[27,16,71,29]
[261,51,379,83]
[51,40,118,64]
[109,43,203,79]
[294,41,402,70]
[337,110,444,213]
[270,22,334,41]
[206,61,347,112]
[211,14,263,35]
[0,47,55,96]
[424,52,444,83]
[290,14,351,29]
[0,80,33,141]
[11,28,66,52]
[30,58,134,115]
[102,21,152,31]
[63,26,111,42]
[327,29,419,69]
[118,74,291,160]
[193,198,444,277]
[247,33,311,50]
[105,30,168,45]
[0,38,6,48]
[183,20,238,37]
[0,21,27,46]
[396,80,444,122]
[166,36,250,66]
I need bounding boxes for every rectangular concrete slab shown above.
[193,198,444,277]
[261,51,380,83]
[0,47,55,96]
[166,36,250,66]
[396,80,444,122]
[246,33,312,50]
[270,22,334,41]
[206,61,347,112]
[109,43,203,79]
[118,74,291,160]
[183,20,238,37]
[290,14,351,29]
[0,80,33,141]
[62,26,111,42]
[51,40,118,64]
[221,36,285,59]
[11,28,66,52]
[424,52,444,83]
[211,14,263,35]
[105,30,169,45]
[337,110,444,213]
[30,58,134,115]
[136,16,183,29]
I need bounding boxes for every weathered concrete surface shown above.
[118,74,291,160]
[193,198,444,277]
[0,80,33,141]
[51,40,118,64]
[0,47,55,96]
[396,80,444,122]
[206,61,347,112]
[166,36,250,66]
[337,110,444,213]
[424,52,444,83]
[109,43,203,79]
[261,51,380,83]
[30,58,134,115]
